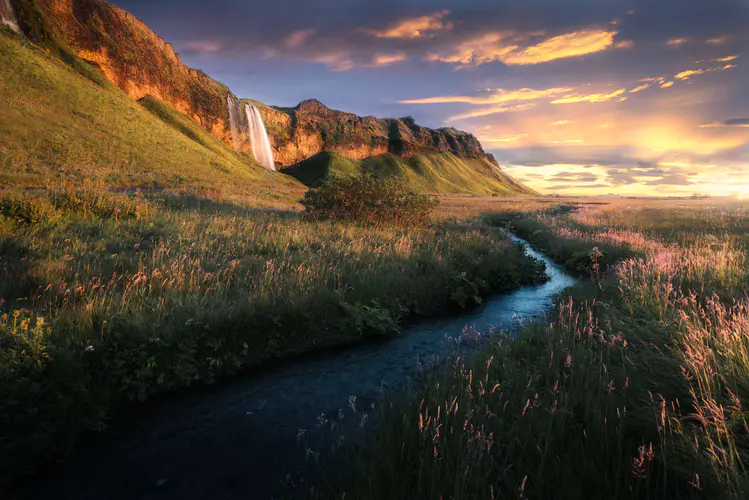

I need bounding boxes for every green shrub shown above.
[301,174,439,228]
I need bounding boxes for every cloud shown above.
[368,10,453,39]
[615,40,634,49]
[715,55,738,62]
[553,120,571,125]
[675,68,706,80]
[481,133,529,143]
[551,88,627,104]
[286,29,316,48]
[661,81,675,88]
[667,38,690,47]
[449,103,536,121]
[182,40,223,54]
[706,36,728,45]
[629,84,650,93]
[368,53,408,67]
[725,118,749,126]
[300,50,407,71]
[701,118,749,128]
[399,87,570,105]
[501,29,617,65]
[425,27,617,67]
[424,31,521,66]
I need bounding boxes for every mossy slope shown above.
[284,151,538,196]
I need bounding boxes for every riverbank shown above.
[11,237,573,500]
[315,201,749,499]
[1,188,546,487]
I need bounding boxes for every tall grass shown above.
[316,201,749,499]
[0,187,545,484]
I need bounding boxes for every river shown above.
[18,238,577,500]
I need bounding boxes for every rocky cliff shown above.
[12,0,236,145]
[11,0,501,172]
[251,99,499,168]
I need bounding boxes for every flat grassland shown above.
[0,188,545,484]
[317,198,749,500]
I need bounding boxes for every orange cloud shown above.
[614,40,634,49]
[667,38,690,47]
[675,69,706,80]
[706,36,728,45]
[481,133,529,143]
[449,103,536,121]
[399,87,570,105]
[553,120,570,125]
[500,29,617,65]
[424,31,519,65]
[369,10,452,39]
[425,28,617,67]
[368,53,408,67]
[715,55,738,62]
[629,84,650,93]
[660,81,674,88]
[552,139,585,144]
[551,88,627,104]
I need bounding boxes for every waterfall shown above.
[226,95,246,152]
[0,0,20,33]
[245,104,275,171]
[226,95,276,171]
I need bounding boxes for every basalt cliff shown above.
[251,99,499,168]
[2,0,530,194]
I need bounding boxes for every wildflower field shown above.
[0,186,544,484]
[318,199,749,499]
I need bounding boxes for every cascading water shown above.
[245,104,275,171]
[226,95,246,152]
[226,96,276,171]
[0,0,20,33]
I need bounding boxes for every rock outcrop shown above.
[253,100,499,168]
[15,0,235,145]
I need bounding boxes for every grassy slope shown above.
[0,29,304,206]
[283,151,537,196]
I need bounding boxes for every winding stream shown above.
[19,238,577,500]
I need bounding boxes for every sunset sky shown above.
[113,0,749,197]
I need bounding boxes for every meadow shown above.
[315,199,749,499]
[0,186,546,484]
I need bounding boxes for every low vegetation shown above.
[315,200,749,499]
[301,174,439,228]
[0,186,546,484]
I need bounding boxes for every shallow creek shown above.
[19,237,577,500]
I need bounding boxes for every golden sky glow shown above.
[161,1,749,197]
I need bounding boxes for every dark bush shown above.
[300,174,439,228]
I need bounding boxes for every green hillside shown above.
[283,151,538,196]
[0,29,304,205]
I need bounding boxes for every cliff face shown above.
[15,0,235,145]
[14,0,500,171]
[253,100,499,168]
